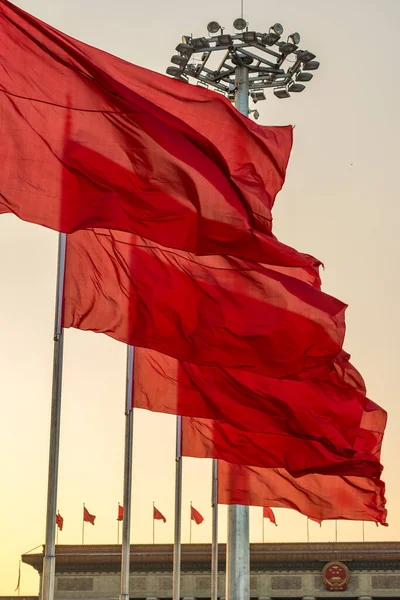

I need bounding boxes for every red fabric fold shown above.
[218,461,387,525]
[133,347,367,452]
[181,400,386,478]
[0,0,319,269]
[63,229,345,379]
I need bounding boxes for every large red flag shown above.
[218,461,387,525]
[0,1,321,270]
[133,347,367,452]
[263,507,277,525]
[83,507,96,525]
[191,505,204,525]
[153,506,167,523]
[63,229,345,379]
[181,400,386,478]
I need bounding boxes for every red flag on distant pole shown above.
[55,512,64,531]
[153,503,167,544]
[153,506,167,522]
[191,505,204,525]
[189,503,204,543]
[263,506,277,525]
[117,504,124,521]
[83,506,96,525]
[82,504,95,544]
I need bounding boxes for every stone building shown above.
[22,542,400,600]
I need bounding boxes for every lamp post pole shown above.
[225,64,251,600]
[166,17,319,600]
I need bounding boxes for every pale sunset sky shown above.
[0,0,399,594]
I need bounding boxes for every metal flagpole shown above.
[82,503,85,545]
[190,501,192,543]
[362,521,365,542]
[306,518,310,543]
[262,510,264,543]
[172,415,183,600]
[120,345,135,600]
[211,459,219,600]
[117,504,120,545]
[226,65,250,600]
[152,502,155,544]
[335,520,338,542]
[41,232,66,600]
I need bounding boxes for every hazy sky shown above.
[1,0,399,594]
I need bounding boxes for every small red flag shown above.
[309,516,322,526]
[263,506,277,525]
[55,512,64,531]
[153,506,166,523]
[191,505,204,525]
[117,505,124,521]
[83,507,96,525]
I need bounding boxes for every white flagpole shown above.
[120,345,135,600]
[211,459,219,600]
[172,415,183,600]
[41,232,67,600]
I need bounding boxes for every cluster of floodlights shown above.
[166,18,319,111]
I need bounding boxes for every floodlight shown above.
[288,32,300,45]
[278,42,298,55]
[171,55,188,67]
[175,43,194,56]
[297,50,316,63]
[271,23,283,35]
[251,90,266,103]
[233,17,247,31]
[261,31,280,46]
[192,37,210,50]
[303,60,320,71]
[228,91,236,102]
[207,21,221,34]
[296,72,313,82]
[289,82,305,92]
[274,87,290,99]
[166,66,184,77]
[243,31,258,43]
[217,34,233,45]
[182,35,191,44]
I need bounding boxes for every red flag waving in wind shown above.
[117,505,124,521]
[181,399,386,478]
[63,229,345,379]
[0,0,322,271]
[263,507,277,525]
[191,505,204,525]
[83,507,96,525]
[218,461,387,525]
[133,347,368,453]
[153,506,166,523]
[55,512,64,531]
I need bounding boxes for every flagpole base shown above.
[226,505,249,600]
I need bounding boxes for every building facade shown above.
[22,542,400,600]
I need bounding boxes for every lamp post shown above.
[167,18,319,118]
[166,17,319,600]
